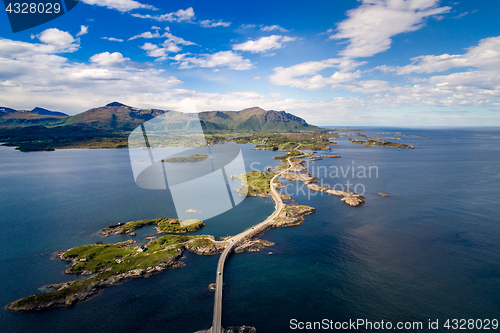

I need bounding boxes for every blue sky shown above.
[1,0,499,126]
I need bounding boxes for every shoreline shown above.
[6,138,368,323]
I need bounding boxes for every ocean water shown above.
[1,128,500,332]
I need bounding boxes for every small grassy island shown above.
[235,132,337,151]
[100,218,205,237]
[161,154,209,162]
[7,234,188,312]
[232,170,281,197]
[348,132,417,149]
[7,219,226,312]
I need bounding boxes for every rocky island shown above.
[349,132,417,149]
[161,154,208,162]
[100,218,205,237]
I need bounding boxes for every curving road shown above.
[211,157,294,333]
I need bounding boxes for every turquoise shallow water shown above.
[1,129,500,332]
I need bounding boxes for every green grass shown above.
[234,170,277,196]
[104,218,204,235]
[236,132,336,151]
[62,235,188,275]
[11,278,92,308]
[9,234,194,309]
[118,219,158,233]
[273,150,306,160]
[157,219,204,233]
[162,154,208,162]
[189,237,214,248]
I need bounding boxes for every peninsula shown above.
[162,154,208,162]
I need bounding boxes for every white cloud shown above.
[240,24,257,29]
[0,35,182,114]
[128,31,161,41]
[199,19,231,28]
[261,25,288,32]
[76,25,88,37]
[129,29,195,46]
[90,52,130,66]
[232,35,297,53]
[269,92,282,97]
[132,7,195,22]
[342,80,393,94]
[36,28,79,50]
[101,37,124,42]
[162,30,196,46]
[174,51,253,70]
[141,42,181,60]
[330,0,451,57]
[269,58,366,90]
[80,0,156,12]
[0,31,496,125]
[381,36,500,74]
[130,29,196,59]
[5,28,79,58]
[253,76,260,80]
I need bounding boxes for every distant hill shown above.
[63,102,165,131]
[31,107,68,117]
[0,102,320,151]
[0,107,68,127]
[199,107,316,132]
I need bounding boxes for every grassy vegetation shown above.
[189,237,214,248]
[10,276,98,308]
[234,170,278,197]
[236,132,337,151]
[62,235,187,275]
[273,150,306,160]
[161,154,208,162]
[102,218,205,236]
[157,219,204,233]
[9,235,189,309]
[348,136,417,149]
[118,219,158,233]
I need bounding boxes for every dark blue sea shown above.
[1,128,499,332]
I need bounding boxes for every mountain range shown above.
[0,102,319,151]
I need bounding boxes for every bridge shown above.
[210,158,293,333]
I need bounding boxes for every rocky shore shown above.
[288,159,308,172]
[100,218,205,237]
[7,249,185,312]
[283,172,365,207]
[184,236,228,255]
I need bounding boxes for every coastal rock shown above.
[184,236,228,255]
[282,172,317,184]
[234,239,274,253]
[379,193,390,197]
[7,250,185,312]
[341,194,365,207]
[289,159,308,172]
[273,205,316,227]
[306,184,328,192]
[321,154,341,158]
[302,181,366,207]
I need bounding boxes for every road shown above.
[211,158,293,333]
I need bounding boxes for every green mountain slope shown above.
[198,107,317,132]
[0,102,319,151]
[63,102,165,131]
